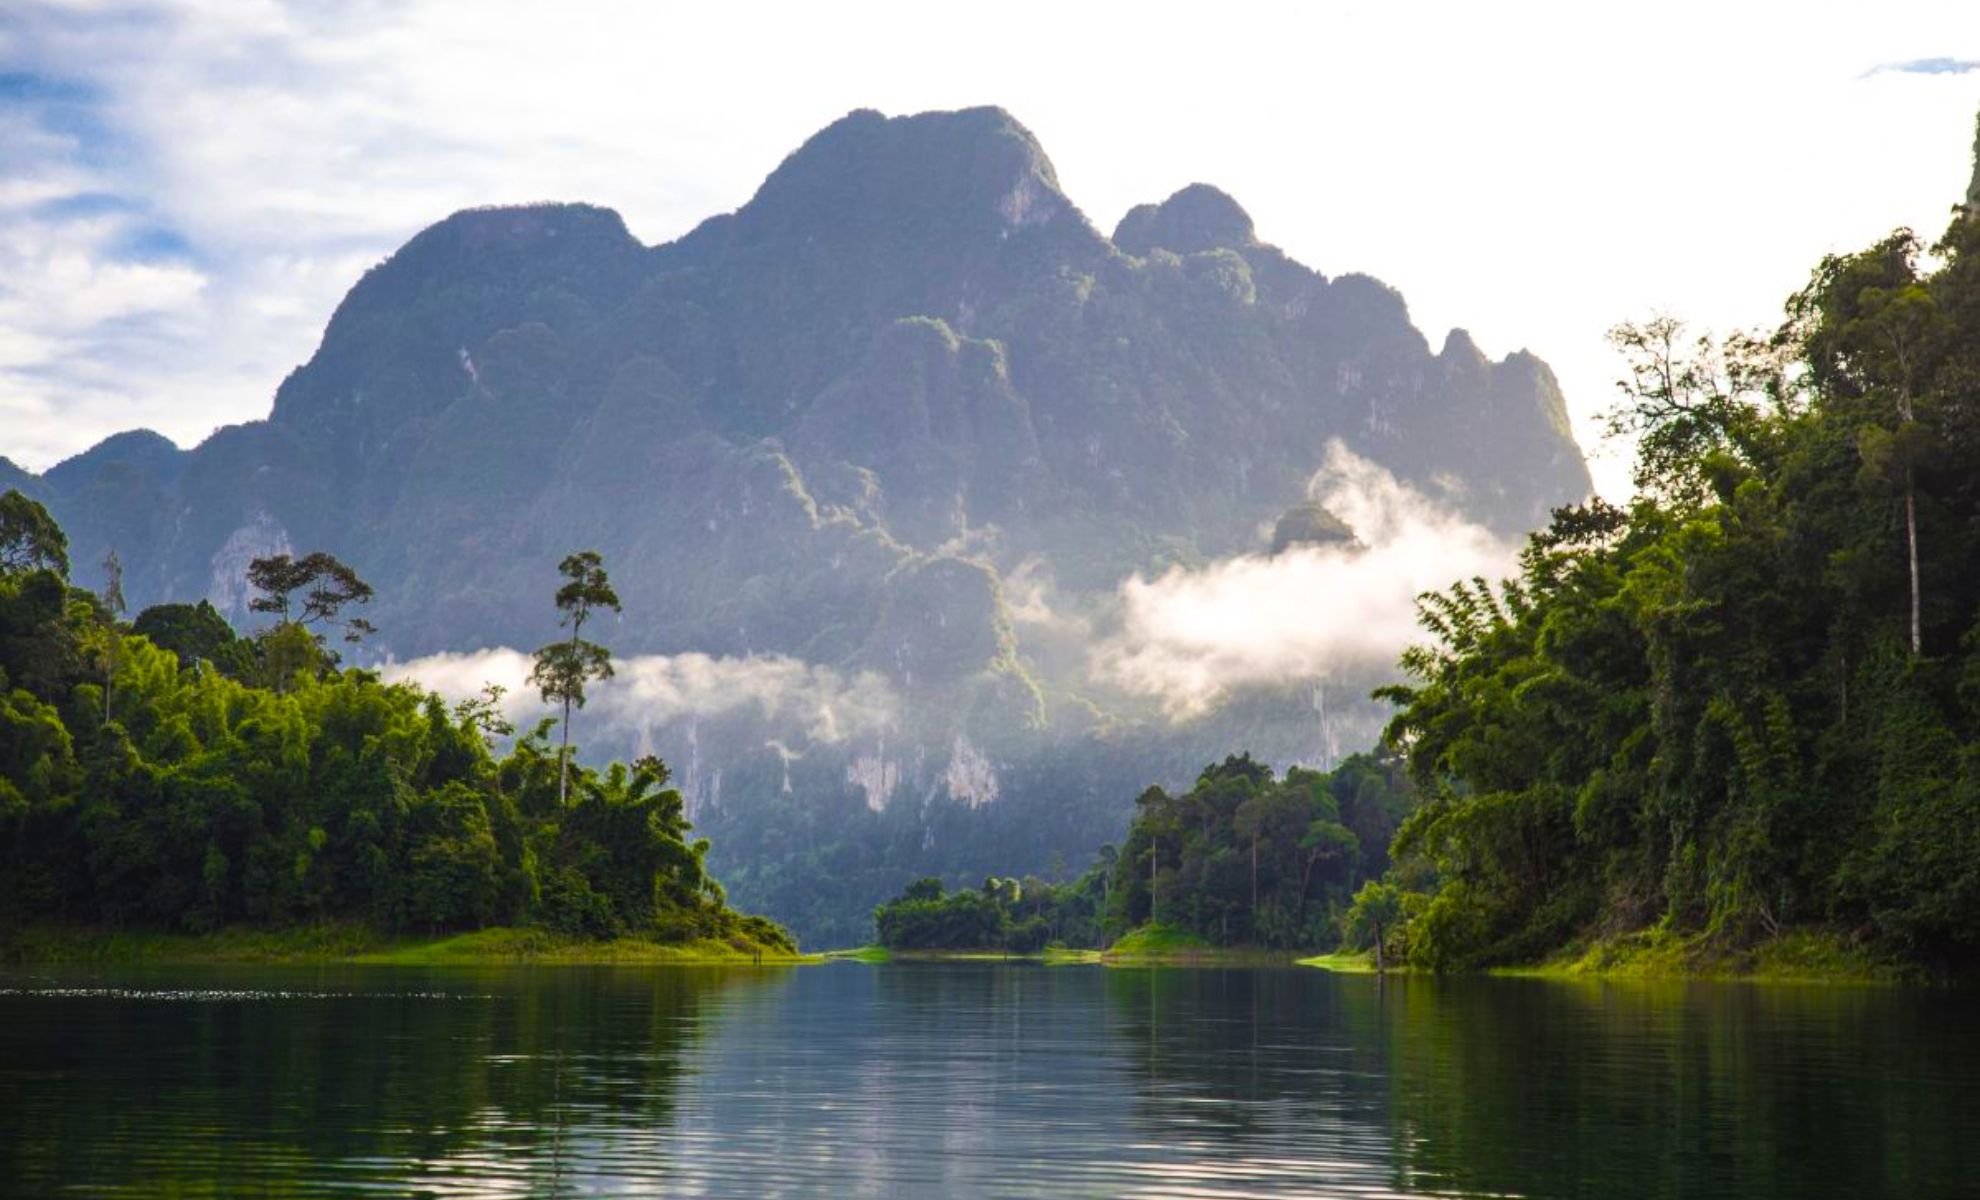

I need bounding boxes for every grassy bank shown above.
[829,925,1303,967]
[828,928,1298,967]
[1099,924,1301,966]
[1296,951,1403,975]
[1301,928,1919,985]
[1496,928,1915,985]
[0,923,811,967]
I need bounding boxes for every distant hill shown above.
[18,107,1590,944]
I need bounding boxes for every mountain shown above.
[19,107,1590,943]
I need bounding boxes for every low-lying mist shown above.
[1090,441,1515,718]
[382,648,899,751]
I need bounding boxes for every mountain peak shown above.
[45,428,184,488]
[1113,184,1256,256]
[730,106,1082,245]
[321,202,641,340]
[1439,328,1486,365]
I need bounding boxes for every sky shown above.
[3,2,1979,500]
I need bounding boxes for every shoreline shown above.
[1303,928,1924,986]
[4,926,1931,983]
[0,924,815,967]
[826,942,1305,968]
[831,927,1930,984]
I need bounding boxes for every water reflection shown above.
[1373,976,1980,1199]
[0,964,779,1196]
[0,962,1973,1198]
[1098,969,1980,1199]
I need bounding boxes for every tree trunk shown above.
[1895,378,1922,659]
[1299,852,1317,921]
[559,693,572,805]
[1250,836,1259,916]
[1373,921,1386,974]
[1905,467,1921,656]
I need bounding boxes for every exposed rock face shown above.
[205,510,292,616]
[21,106,1593,944]
[1271,503,1358,556]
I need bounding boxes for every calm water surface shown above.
[0,961,1973,1198]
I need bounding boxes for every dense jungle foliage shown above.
[873,752,1408,951]
[1371,183,1980,971]
[0,501,791,952]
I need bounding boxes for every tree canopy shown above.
[1371,197,1980,971]
[0,497,789,952]
[872,751,1408,952]
[0,490,68,579]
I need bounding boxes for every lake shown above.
[0,961,1973,1197]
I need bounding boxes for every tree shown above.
[1790,231,1947,657]
[529,551,621,805]
[133,600,255,679]
[1602,317,1782,504]
[247,551,376,640]
[1298,818,1358,919]
[246,551,377,665]
[0,490,68,578]
[246,551,376,692]
[1343,881,1405,973]
[1094,843,1118,906]
[454,683,515,750]
[901,876,945,903]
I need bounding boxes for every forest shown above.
[0,497,791,954]
[1369,187,1980,971]
[873,753,1408,953]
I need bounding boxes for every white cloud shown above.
[379,646,898,747]
[1091,442,1514,718]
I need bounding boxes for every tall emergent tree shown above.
[1790,230,1947,657]
[247,551,377,641]
[246,550,376,690]
[530,550,621,805]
